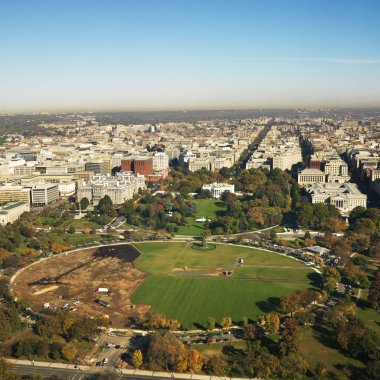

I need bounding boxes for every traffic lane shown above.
[12,364,81,378]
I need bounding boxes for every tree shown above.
[187,348,204,373]
[280,354,308,378]
[280,292,301,316]
[147,333,186,372]
[220,316,232,329]
[315,361,328,376]
[368,271,380,310]
[132,349,143,368]
[68,225,75,234]
[280,318,300,356]
[200,230,211,247]
[323,267,341,294]
[62,343,77,362]
[206,355,228,376]
[0,358,18,380]
[353,218,376,235]
[265,312,280,335]
[36,340,50,358]
[79,197,89,211]
[207,317,215,331]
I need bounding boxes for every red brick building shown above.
[308,158,321,170]
[121,157,153,175]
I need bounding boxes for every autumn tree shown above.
[368,271,380,310]
[323,267,341,294]
[207,317,215,331]
[0,358,18,380]
[280,318,300,356]
[264,312,280,335]
[62,342,77,362]
[220,316,232,329]
[147,333,185,371]
[132,350,143,368]
[206,356,228,376]
[280,354,309,378]
[186,348,205,374]
[315,361,328,376]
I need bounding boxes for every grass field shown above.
[194,199,226,218]
[131,242,317,327]
[299,325,364,376]
[177,199,226,236]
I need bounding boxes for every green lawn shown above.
[131,242,316,327]
[177,219,207,236]
[68,217,103,230]
[177,199,226,236]
[63,233,101,245]
[356,298,380,334]
[194,199,226,218]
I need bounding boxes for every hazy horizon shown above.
[1,0,380,113]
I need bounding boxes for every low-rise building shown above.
[202,183,235,199]
[298,169,326,185]
[77,173,146,206]
[305,183,367,216]
[0,201,30,225]
[0,184,31,204]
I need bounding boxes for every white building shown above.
[77,172,146,206]
[306,183,367,216]
[298,169,326,185]
[25,184,60,207]
[0,201,30,225]
[202,183,235,199]
[152,152,169,172]
[58,182,76,196]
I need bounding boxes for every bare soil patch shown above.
[13,244,149,327]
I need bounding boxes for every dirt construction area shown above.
[12,244,150,327]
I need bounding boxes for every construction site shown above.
[12,244,149,327]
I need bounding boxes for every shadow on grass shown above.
[222,344,245,359]
[191,322,205,331]
[356,298,372,310]
[307,271,323,289]
[312,324,343,352]
[256,297,281,314]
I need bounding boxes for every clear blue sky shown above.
[1,0,379,112]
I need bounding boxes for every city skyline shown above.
[1,0,380,113]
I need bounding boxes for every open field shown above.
[194,199,226,218]
[13,244,148,327]
[299,325,364,376]
[132,242,317,327]
[13,241,317,329]
[177,199,226,236]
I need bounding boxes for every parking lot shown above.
[94,332,131,369]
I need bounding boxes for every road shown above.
[12,363,179,379]
[12,361,240,380]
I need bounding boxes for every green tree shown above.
[79,197,89,210]
[200,230,211,247]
